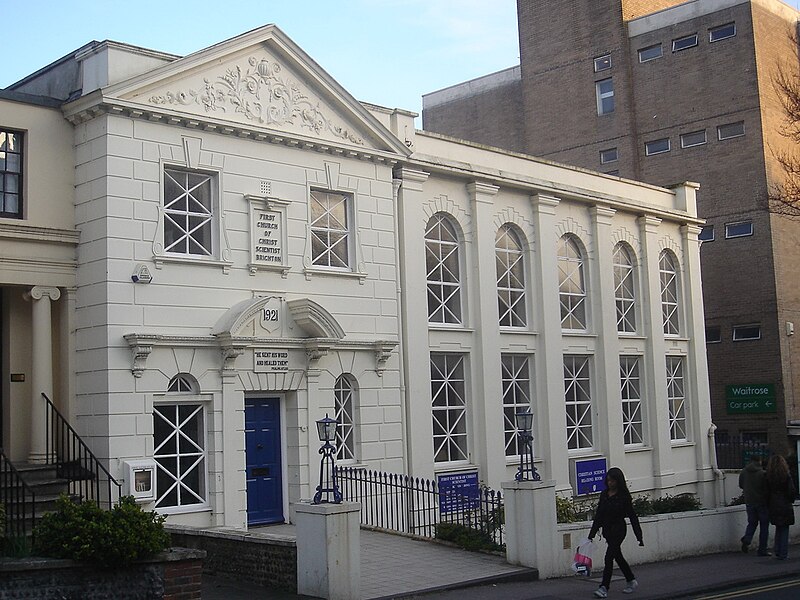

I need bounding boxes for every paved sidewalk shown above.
[201,529,799,600]
[405,543,800,599]
[201,526,535,600]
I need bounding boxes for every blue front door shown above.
[245,397,283,525]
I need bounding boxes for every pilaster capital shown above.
[531,193,560,215]
[637,215,662,233]
[466,181,500,200]
[394,167,430,191]
[681,223,703,238]
[590,205,616,225]
[25,286,61,302]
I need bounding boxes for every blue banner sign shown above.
[575,458,607,495]
[438,471,480,514]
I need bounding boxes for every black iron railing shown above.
[1,449,36,543]
[43,393,121,509]
[714,439,771,470]
[336,466,504,550]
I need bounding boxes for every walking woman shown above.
[588,467,644,598]
[766,455,797,560]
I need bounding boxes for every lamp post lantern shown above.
[312,414,342,504]
[514,409,540,482]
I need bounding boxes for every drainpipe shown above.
[708,423,726,507]
[392,177,409,475]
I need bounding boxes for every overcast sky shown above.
[0,0,520,118]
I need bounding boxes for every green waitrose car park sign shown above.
[725,384,777,414]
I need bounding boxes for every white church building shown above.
[0,25,716,530]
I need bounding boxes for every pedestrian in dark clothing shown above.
[588,467,643,598]
[738,458,769,555]
[766,455,797,560]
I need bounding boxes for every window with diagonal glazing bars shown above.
[164,168,213,256]
[558,236,587,330]
[153,403,206,509]
[496,225,527,328]
[613,244,636,333]
[659,251,680,336]
[425,214,462,324]
[620,356,643,446]
[502,354,533,456]
[334,375,356,461]
[564,355,593,450]
[310,190,350,268]
[431,353,468,463]
[666,356,687,441]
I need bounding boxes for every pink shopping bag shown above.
[572,537,594,576]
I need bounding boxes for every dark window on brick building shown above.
[699,225,714,242]
[680,130,707,148]
[732,324,761,341]
[718,121,745,140]
[705,325,721,344]
[600,148,618,164]
[709,23,736,43]
[645,138,670,155]
[594,54,612,72]
[638,44,663,63]
[596,79,615,115]
[672,34,698,52]
[725,221,753,238]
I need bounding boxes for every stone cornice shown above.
[123,332,398,351]
[0,223,80,245]
[63,97,404,167]
[408,154,704,226]
[123,332,399,376]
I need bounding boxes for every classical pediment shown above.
[99,25,409,156]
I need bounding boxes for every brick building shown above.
[423,0,800,457]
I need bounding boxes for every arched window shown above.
[613,243,636,333]
[496,225,527,328]
[334,375,356,461]
[558,235,587,330]
[659,250,680,336]
[167,373,199,394]
[154,373,206,510]
[425,213,462,324]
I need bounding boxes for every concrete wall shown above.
[554,502,800,578]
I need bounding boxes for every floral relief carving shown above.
[149,57,364,145]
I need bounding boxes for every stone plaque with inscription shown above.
[254,348,300,373]
[252,208,283,265]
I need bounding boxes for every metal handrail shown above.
[336,466,505,549]
[42,393,121,508]
[0,448,36,542]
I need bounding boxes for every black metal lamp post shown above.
[514,409,541,482]
[312,414,342,504]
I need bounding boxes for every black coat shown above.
[767,474,797,527]
[589,491,643,543]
